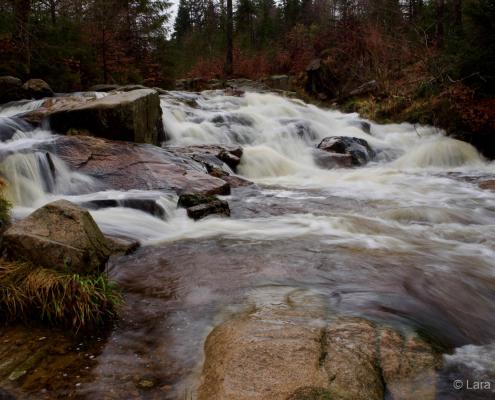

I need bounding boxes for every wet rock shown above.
[0,76,27,104]
[45,135,231,195]
[479,180,495,191]
[380,328,438,400]
[20,96,89,125]
[178,193,230,220]
[205,79,225,90]
[8,345,49,382]
[81,198,166,219]
[88,84,120,92]
[175,78,205,92]
[225,79,269,93]
[262,75,292,91]
[172,144,243,172]
[198,290,440,400]
[317,136,375,166]
[49,89,166,145]
[198,291,328,400]
[114,84,148,92]
[313,148,354,169]
[106,236,140,255]
[22,79,54,100]
[323,318,384,400]
[1,199,111,275]
[223,175,254,188]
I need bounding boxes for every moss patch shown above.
[0,259,121,331]
[286,387,332,400]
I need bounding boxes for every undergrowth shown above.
[0,259,122,331]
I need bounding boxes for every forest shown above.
[0,0,492,92]
[1,0,494,144]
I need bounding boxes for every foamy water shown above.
[1,90,495,398]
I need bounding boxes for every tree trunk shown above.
[453,0,463,33]
[13,0,31,75]
[435,0,445,47]
[225,0,233,76]
[49,0,57,25]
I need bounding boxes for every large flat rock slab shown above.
[45,135,231,195]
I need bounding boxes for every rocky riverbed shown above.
[0,86,494,399]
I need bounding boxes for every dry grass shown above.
[0,259,121,331]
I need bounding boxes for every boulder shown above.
[178,193,230,220]
[198,288,439,400]
[22,79,54,100]
[42,135,231,196]
[317,136,375,166]
[1,200,111,275]
[49,89,166,145]
[313,148,354,169]
[0,76,27,104]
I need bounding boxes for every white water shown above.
[1,90,495,397]
[1,90,494,246]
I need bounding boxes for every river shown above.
[0,89,494,399]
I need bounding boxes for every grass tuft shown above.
[0,178,12,229]
[0,259,122,331]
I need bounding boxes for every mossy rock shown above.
[286,387,332,400]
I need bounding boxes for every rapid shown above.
[1,89,494,399]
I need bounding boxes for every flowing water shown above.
[1,90,495,399]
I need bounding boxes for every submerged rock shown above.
[49,89,165,145]
[178,193,230,220]
[1,200,111,275]
[22,79,54,100]
[317,136,375,166]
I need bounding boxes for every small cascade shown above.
[0,151,94,207]
[0,99,45,118]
